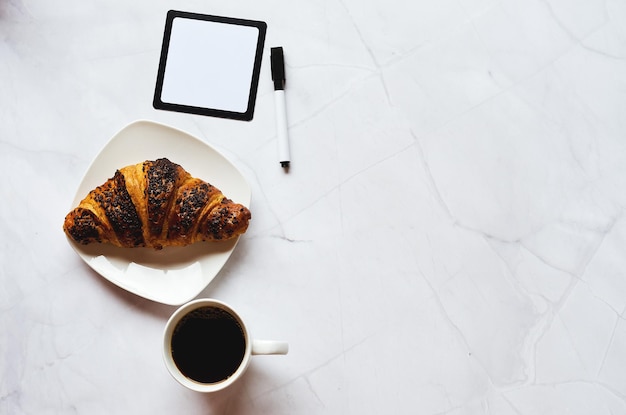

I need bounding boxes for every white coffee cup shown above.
[163,298,288,392]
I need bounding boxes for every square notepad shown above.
[153,11,267,121]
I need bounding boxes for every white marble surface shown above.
[2,0,626,413]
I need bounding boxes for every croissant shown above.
[63,158,251,249]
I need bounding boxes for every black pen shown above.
[271,47,291,169]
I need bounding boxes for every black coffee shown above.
[171,306,246,384]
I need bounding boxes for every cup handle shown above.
[251,339,289,355]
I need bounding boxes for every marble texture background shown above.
[2,0,626,413]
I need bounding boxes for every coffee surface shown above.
[171,306,246,384]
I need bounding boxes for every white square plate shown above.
[66,120,251,305]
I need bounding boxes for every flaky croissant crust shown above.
[63,158,251,249]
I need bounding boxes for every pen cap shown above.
[271,47,285,90]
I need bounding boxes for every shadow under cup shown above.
[163,300,253,392]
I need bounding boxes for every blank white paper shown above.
[160,17,260,113]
